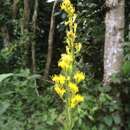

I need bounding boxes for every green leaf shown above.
[104,116,113,127]
[113,114,121,125]
[92,126,97,130]
[99,124,107,130]
[0,91,14,96]
[112,127,118,130]
[99,93,112,103]
[0,73,13,82]
[111,74,121,84]
[122,61,130,75]
[0,101,10,115]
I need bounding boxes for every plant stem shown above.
[64,104,72,130]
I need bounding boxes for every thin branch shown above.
[43,0,58,80]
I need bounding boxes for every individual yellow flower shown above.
[69,94,84,108]
[74,71,85,83]
[58,54,73,71]
[66,76,70,81]
[52,74,66,85]
[66,46,70,54]
[54,86,66,97]
[75,43,82,53]
[72,15,77,24]
[67,31,75,41]
[68,82,79,94]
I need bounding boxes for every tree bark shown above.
[23,0,30,30]
[31,0,38,73]
[103,1,125,130]
[103,0,124,85]
[22,0,31,68]
[0,25,10,48]
[12,0,19,18]
[43,0,58,80]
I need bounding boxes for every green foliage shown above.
[123,39,130,77]
[0,70,122,130]
[0,0,12,26]
[0,73,13,82]
[0,69,61,130]
[76,0,104,79]
[122,25,130,130]
[71,78,122,130]
[122,61,130,76]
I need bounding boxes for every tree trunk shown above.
[23,0,31,68]
[31,0,38,73]
[12,0,19,18]
[103,0,124,85]
[43,0,58,80]
[0,25,10,48]
[23,0,30,30]
[103,0,125,130]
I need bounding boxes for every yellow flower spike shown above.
[69,94,84,108]
[74,71,85,83]
[54,86,66,97]
[52,0,85,129]
[68,82,79,94]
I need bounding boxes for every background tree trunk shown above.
[0,25,10,48]
[103,0,124,85]
[23,0,30,30]
[43,0,58,80]
[12,0,19,18]
[31,0,38,73]
[103,0,125,130]
[23,0,31,68]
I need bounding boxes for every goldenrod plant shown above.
[52,0,85,130]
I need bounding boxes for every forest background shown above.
[0,0,130,130]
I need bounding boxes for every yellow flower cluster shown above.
[52,0,85,109]
[61,0,75,16]
[58,54,73,71]
[54,85,66,97]
[52,74,66,85]
[68,82,79,94]
[74,71,85,83]
[69,94,84,108]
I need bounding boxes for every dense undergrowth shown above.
[0,68,129,130]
